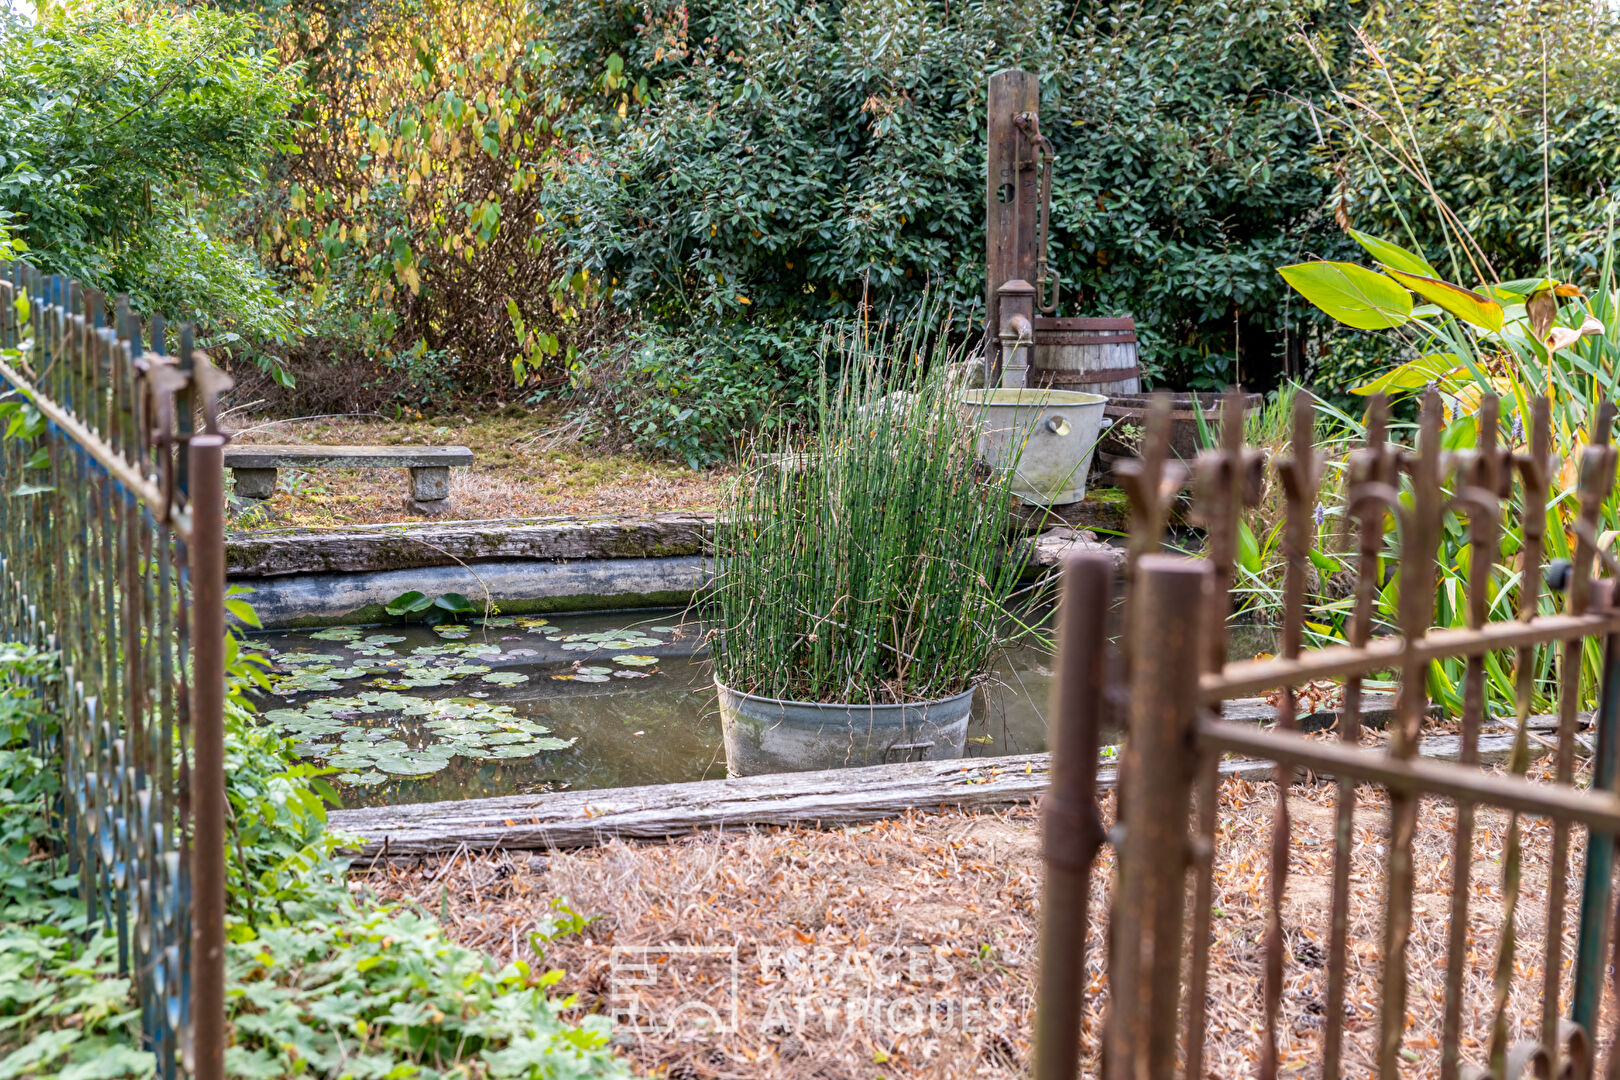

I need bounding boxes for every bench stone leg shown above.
[231,467,277,500]
[409,466,451,501]
[404,466,454,516]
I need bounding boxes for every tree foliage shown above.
[541,0,1362,393]
[1323,0,1620,285]
[0,1,303,363]
[226,0,612,403]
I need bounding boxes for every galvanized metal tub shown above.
[963,387,1109,506]
[715,680,975,777]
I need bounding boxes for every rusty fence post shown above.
[1572,579,1619,1039]
[1034,551,1114,1080]
[188,434,226,1080]
[1107,554,1204,1080]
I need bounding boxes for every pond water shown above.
[249,610,1059,809]
[251,608,1279,809]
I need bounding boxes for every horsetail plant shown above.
[712,315,1028,705]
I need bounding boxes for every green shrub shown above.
[0,1,302,371]
[542,0,1360,391]
[609,316,822,467]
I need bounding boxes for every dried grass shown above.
[360,753,1610,1079]
[228,414,725,527]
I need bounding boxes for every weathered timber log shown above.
[226,513,715,577]
[332,729,1562,861]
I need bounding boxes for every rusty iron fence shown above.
[0,263,229,1080]
[1037,391,1620,1080]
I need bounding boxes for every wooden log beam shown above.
[332,729,1565,862]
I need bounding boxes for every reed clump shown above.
[712,319,1025,705]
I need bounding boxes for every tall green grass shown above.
[711,318,1027,705]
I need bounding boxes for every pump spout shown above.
[997,279,1036,389]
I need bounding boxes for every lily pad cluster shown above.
[263,637,516,697]
[264,691,574,785]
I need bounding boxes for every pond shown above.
[250,610,1061,809]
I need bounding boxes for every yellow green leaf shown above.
[1383,268,1503,331]
[1349,231,1437,278]
[1277,262,1411,330]
[1351,353,1466,396]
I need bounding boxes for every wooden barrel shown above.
[1031,317,1141,397]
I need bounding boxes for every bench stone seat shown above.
[224,443,474,516]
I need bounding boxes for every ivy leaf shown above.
[1277,262,1412,330]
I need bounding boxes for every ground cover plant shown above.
[0,632,630,1078]
[711,314,1026,704]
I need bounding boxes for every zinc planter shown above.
[715,679,976,777]
[962,387,1109,506]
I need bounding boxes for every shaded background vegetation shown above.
[5,0,1620,462]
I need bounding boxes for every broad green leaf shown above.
[434,592,475,614]
[1237,521,1262,575]
[23,447,49,469]
[1383,268,1504,331]
[1307,547,1342,574]
[384,590,433,616]
[1277,262,1412,329]
[1351,354,1465,396]
[1349,230,1437,278]
[225,599,262,627]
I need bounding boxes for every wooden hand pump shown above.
[985,68,1057,387]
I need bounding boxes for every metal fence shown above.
[0,263,228,1080]
[1037,391,1620,1080]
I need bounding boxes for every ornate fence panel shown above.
[1036,392,1620,1080]
[0,264,228,1080]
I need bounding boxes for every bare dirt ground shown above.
[226,412,726,528]
[360,754,1607,1079]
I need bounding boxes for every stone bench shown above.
[223,444,474,516]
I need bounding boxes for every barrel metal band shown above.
[1037,333,1139,345]
[1036,365,1142,386]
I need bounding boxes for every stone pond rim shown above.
[227,508,1130,628]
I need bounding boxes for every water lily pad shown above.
[479,616,518,628]
[482,671,530,685]
[612,655,659,667]
[649,626,678,633]
[338,770,388,786]
[374,756,447,776]
[572,673,610,683]
[517,617,551,628]
[309,626,363,641]
[612,670,652,679]
[576,666,611,676]
[433,626,472,639]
